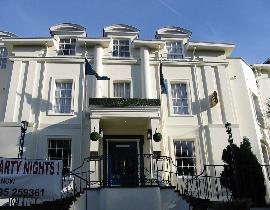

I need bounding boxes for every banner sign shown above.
[0,158,63,199]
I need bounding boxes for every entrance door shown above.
[108,142,138,186]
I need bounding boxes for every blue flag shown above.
[159,62,167,94]
[85,58,110,80]
[85,58,98,76]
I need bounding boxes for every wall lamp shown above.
[147,129,152,140]
[99,128,104,138]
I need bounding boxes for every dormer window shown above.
[113,39,130,57]
[166,41,184,59]
[58,38,76,56]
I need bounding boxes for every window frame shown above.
[173,139,197,176]
[112,80,132,98]
[166,41,184,60]
[48,78,75,116]
[112,39,131,58]
[57,38,76,56]
[0,47,8,70]
[168,80,192,116]
[47,138,72,171]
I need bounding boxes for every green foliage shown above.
[153,132,162,142]
[90,132,100,141]
[89,98,161,107]
[221,138,266,206]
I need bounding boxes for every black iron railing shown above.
[70,154,174,188]
[2,155,270,208]
[177,165,232,201]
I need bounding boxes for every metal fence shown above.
[2,155,270,207]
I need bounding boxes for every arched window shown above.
[0,47,8,69]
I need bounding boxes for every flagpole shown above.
[158,51,166,157]
[84,44,87,113]
[84,61,87,113]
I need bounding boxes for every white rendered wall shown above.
[228,59,265,163]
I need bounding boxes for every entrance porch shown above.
[89,117,166,187]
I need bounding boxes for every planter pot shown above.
[90,132,100,141]
[153,133,162,142]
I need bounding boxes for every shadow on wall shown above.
[15,113,89,172]
[4,62,89,170]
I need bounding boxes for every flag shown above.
[159,62,167,94]
[85,58,99,77]
[84,58,110,80]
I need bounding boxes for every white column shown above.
[90,118,100,152]
[21,61,37,122]
[89,118,100,187]
[217,65,236,123]
[94,45,103,98]
[29,62,41,123]
[4,61,22,122]
[140,47,152,99]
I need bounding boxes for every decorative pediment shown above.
[49,23,86,37]
[156,26,191,39]
[103,24,139,37]
[0,31,17,38]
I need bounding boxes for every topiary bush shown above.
[90,132,100,141]
[89,98,161,107]
[220,138,266,206]
[153,132,162,142]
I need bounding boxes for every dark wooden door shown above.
[108,142,138,186]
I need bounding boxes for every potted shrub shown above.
[153,132,162,142]
[90,131,100,141]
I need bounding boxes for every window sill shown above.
[177,174,197,178]
[111,56,134,60]
[169,114,195,118]
[56,55,79,57]
[166,58,184,60]
[47,111,75,116]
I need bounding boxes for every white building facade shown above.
[0,23,270,209]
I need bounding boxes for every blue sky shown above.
[1,0,270,64]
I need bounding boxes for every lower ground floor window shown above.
[174,140,196,175]
[48,139,71,170]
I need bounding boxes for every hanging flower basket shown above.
[153,132,162,142]
[90,132,100,141]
